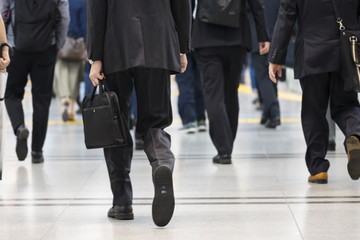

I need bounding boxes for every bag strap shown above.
[89,78,109,102]
[330,0,346,30]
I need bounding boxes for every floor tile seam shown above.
[3,201,360,207]
[5,154,346,161]
[2,197,360,205]
[286,201,305,240]
[36,160,105,240]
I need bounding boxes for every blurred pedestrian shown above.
[1,0,69,163]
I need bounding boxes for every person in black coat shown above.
[269,0,360,183]
[248,0,281,128]
[87,0,191,227]
[192,0,269,164]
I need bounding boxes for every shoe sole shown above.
[308,179,328,184]
[108,212,134,220]
[346,137,360,180]
[185,127,197,134]
[32,158,44,164]
[152,166,174,227]
[16,128,29,161]
[213,160,232,164]
[198,126,206,132]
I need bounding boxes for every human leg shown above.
[251,52,280,128]
[300,73,331,178]
[29,46,57,163]
[133,68,175,226]
[5,50,32,160]
[329,72,360,180]
[175,53,197,133]
[103,71,134,217]
[195,47,233,157]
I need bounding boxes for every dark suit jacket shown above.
[192,0,269,50]
[269,0,360,79]
[87,0,191,75]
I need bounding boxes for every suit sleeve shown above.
[247,0,269,43]
[87,0,107,61]
[170,0,191,54]
[268,0,297,64]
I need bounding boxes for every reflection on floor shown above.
[0,81,359,240]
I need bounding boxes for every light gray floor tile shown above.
[1,81,360,240]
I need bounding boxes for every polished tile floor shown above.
[0,79,360,240]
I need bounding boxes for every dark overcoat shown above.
[269,0,360,79]
[87,0,191,75]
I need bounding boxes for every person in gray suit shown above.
[87,0,191,227]
[269,0,360,184]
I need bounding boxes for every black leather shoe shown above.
[108,205,134,220]
[16,125,29,161]
[265,118,281,128]
[212,154,232,164]
[31,151,44,164]
[152,165,174,227]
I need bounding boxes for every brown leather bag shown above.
[58,37,87,61]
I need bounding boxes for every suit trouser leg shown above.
[326,102,336,143]
[175,54,197,125]
[133,68,175,173]
[30,46,57,152]
[300,73,332,175]
[251,52,280,120]
[103,71,134,206]
[329,73,360,143]
[191,54,206,122]
[223,47,246,140]
[4,50,32,134]
[195,47,241,155]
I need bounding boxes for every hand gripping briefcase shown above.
[81,80,128,149]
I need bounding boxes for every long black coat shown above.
[192,0,269,50]
[269,0,360,79]
[87,0,191,75]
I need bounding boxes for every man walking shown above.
[269,0,360,183]
[87,0,191,226]
[1,0,69,163]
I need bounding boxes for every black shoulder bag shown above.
[198,0,241,28]
[330,0,360,92]
[81,80,128,149]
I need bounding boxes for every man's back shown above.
[87,0,191,75]
[270,0,360,79]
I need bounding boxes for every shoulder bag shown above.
[197,0,241,28]
[330,0,360,92]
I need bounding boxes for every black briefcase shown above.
[81,80,128,149]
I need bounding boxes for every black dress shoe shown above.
[265,118,281,128]
[108,205,134,220]
[31,151,44,164]
[212,154,232,164]
[152,165,174,227]
[16,125,29,161]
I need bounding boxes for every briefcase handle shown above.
[89,79,110,104]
